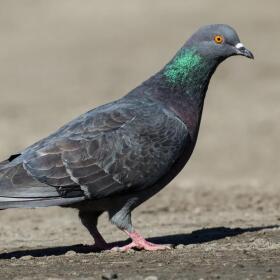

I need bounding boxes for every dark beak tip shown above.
[246,50,254,60]
[237,46,254,60]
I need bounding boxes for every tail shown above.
[0,196,84,209]
[0,159,84,209]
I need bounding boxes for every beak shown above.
[235,43,254,59]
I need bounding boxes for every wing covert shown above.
[22,103,188,199]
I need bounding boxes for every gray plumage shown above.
[0,24,253,250]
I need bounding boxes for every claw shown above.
[87,228,172,252]
[111,242,171,252]
[111,231,172,251]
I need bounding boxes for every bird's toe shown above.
[110,241,171,252]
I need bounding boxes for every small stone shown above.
[101,272,118,280]
[266,268,272,272]
[65,250,77,257]
[145,276,158,280]
[175,244,185,249]
[126,249,135,253]
[20,255,33,260]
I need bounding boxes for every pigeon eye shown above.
[214,35,224,44]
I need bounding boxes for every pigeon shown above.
[0,24,253,251]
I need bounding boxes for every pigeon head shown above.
[185,24,254,61]
[162,24,253,89]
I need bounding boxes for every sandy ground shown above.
[0,1,279,279]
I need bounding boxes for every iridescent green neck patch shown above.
[164,49,203,87]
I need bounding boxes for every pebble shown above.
[65,250,77,257]
[144,276,158,280]
[20,255,33,260]
[101,272,118,280]
[126,249,135,254]
[175,244,185,249]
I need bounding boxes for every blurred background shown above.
[0,0,279,185]
[0,4,280,273]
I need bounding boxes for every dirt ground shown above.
[0,1,279,279]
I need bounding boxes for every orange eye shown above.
[214,35,224,44]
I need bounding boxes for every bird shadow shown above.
[0,225,278,259]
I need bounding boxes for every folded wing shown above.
[0,101,188,208]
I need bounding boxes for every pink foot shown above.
[111,231,171,252]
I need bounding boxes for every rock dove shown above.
[0,24,253,251]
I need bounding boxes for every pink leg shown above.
[112,230,171,252]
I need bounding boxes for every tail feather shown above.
[0,196,84,209]
[0,161,85,209]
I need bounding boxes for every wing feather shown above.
[11,101,188,201]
